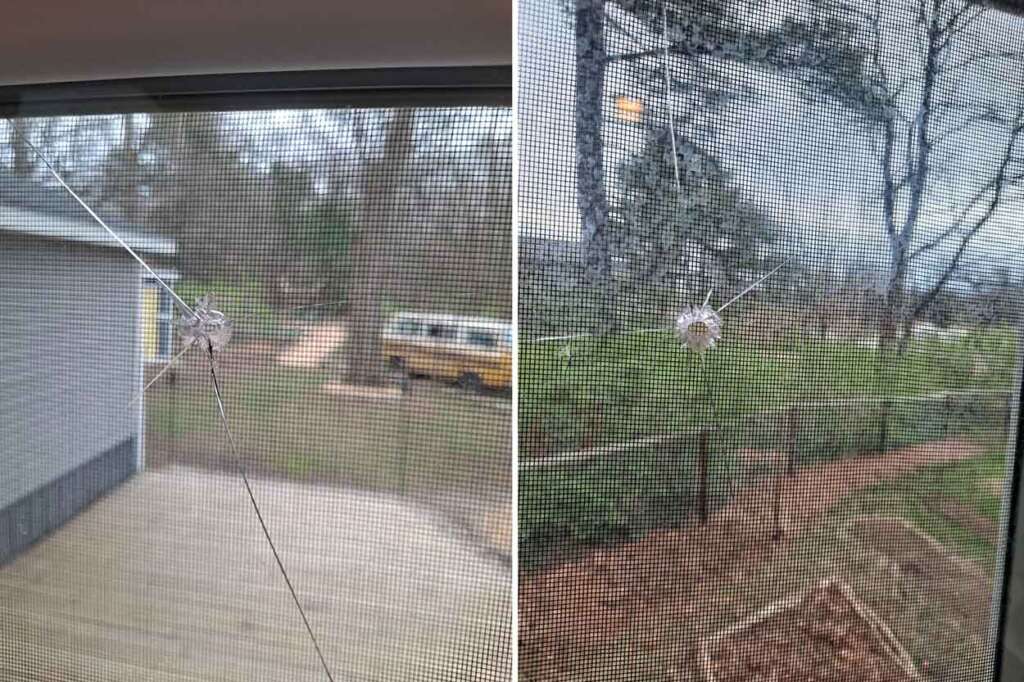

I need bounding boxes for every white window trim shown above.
[143,270,179,364]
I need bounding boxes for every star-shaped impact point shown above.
[177,295,233,353]
[675,304,722,353]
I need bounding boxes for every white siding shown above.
[0,233,140,508]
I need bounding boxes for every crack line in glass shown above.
[13,122,338,682]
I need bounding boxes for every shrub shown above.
[520,434,738,568]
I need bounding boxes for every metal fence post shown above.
[786,406,799,477]
[772,464,783,542]
[698,429,709,524]
[879,400,890,454]
[943,392,952,437]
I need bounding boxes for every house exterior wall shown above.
[0,233,141,564]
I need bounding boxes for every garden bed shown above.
[699,578,920,682]
[845,515,987,581]
[521,443,1002,680]
[843,516,990,626]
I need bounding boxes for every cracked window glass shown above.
[518,1,1024,680]
[0,105,511,681]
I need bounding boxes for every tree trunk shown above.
[121,114,141,222]
[897,314,915,354]
[345,109,415,386]
[12,119,34,177]
[880,239,908,355]
[576,0,615,331]
[101,114,142,222]
[147,112,228,281]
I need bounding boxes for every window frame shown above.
[156,288,174,361]
[997,357,1024,677]
[0,66,511,117]
[0,64,513,680]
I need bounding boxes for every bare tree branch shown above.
[929,110,1001,147]
[936,2,987,50]
[911,114,1024,317]
[910,176,1002,262]
[867,6,900,243]
[896,8,943,247]
[603,10,643,51]
[939,49,1024,76]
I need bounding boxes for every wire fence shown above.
[520,388,1012,567]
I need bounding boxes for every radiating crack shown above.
[203,338,337,682]
[12,118,338,682]
[126,339,196,408]
[7,120,193,317]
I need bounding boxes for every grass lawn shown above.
[836,444,1010,571]
[520,326,1017,455]
[144,353,511,502]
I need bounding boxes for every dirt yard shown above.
[519,437,997,681]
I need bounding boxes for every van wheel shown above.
[458,372,483,394]
[388,357,410,384]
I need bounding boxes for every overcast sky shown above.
[2,105,510,207]
[518,0,1024,289]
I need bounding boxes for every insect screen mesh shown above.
[518,1,1022,680]
[0,106,511,680]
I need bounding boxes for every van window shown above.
[426,323,457,340]
[466,328,498,348]
[396,318,422,336]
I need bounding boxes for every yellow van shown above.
[382,312,512,392]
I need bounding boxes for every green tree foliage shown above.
[615,124,777,321]
[566,0,864,330]
[301,196,352,305]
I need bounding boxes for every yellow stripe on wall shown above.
[142,287,158,360]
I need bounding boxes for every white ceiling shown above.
[0,0,511,86]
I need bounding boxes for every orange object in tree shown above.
[615,95,644,123]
